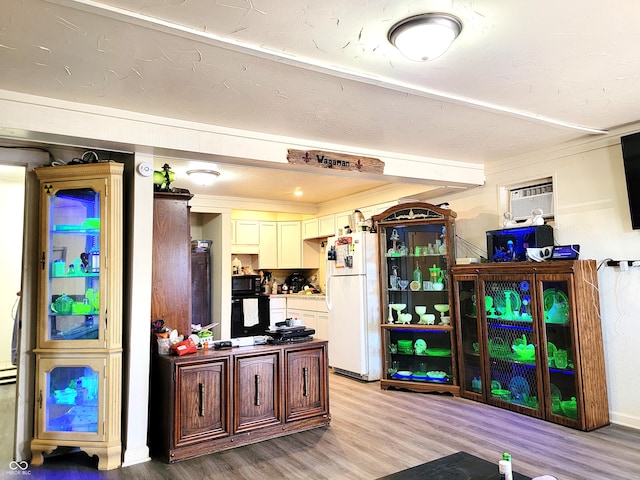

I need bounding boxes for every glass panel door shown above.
[483,276,542,415]
[455,277,483,397]
[45,366,99,433]
[43,182,103,345]
[35,355,106,441]
[539,275,579,422]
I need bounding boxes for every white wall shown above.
[121,152,153,466]
[428,131,640,429]
[0,165,25,370]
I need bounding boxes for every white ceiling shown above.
[2,0,640,203]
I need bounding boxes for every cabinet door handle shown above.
[38,390,43,409]
[255,374,261,406]
[40,252,46,270]
[303,367,309,397]
[198,382,205,417]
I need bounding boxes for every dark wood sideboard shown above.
[149,339,331,463]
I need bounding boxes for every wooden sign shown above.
[287,149,385,174]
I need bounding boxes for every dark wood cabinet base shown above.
[150,340,330,463]
[162,415,331,463]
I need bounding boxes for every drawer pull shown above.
[303,367,309,397]
[255,374,261,406]
[198,382,205,416]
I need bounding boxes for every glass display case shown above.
[373,202,459,395]
[452,260,609,431]
[43,186,102,344]
[31,163,123,470]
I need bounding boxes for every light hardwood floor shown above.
[1,372,639,479]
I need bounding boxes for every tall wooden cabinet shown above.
[191,246,212,328]
[150,340,330,463]
[373,203,459,395]
[152,191,193,336]
[451,260,609,431]
[31,163,123,470]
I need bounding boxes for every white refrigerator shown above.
[325,231,381,381]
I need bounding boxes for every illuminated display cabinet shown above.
[451,260,609,431]
[373,203,459,395]
[31,163,123,470]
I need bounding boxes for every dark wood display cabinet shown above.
[373,203,459,395]
[451,260,609,431]
[149,340,330,463]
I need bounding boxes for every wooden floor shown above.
[2,371,639,479]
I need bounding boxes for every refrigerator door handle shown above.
[325,275,333,311]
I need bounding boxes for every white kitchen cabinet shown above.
[299,311,318,333]
[269,296,287,327]
[277,222,302,268]
[318,215,335,237]
[233,220,260,243]
[315,299,329,342]
[374,201,397,214]
[258,221,278,269]
[302,218,319,239]
[286,296,328,340]
[357,206,375,222]
[302,239,321,269]
[232,220,260,254]
[335,211,352,233]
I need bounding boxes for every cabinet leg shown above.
[29,443,58,466]
[82,445,122,470]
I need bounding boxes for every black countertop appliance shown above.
[285,272,306,293]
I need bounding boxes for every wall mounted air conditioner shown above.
[510,182,554,221]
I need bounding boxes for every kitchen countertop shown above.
[272,293,326,298]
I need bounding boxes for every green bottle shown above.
[413,262,422,289]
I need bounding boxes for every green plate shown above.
[543,289,569,310]
[424,348,451,357]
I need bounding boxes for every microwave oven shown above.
[232,275,261,296]
[486,224,554,262]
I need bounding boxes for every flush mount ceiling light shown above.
[388,12,462,62]
[187,169,221,186]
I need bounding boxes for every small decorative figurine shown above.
[153,163,176,191]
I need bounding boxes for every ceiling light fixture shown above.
[187,169,221,186]
[388,13,462,62]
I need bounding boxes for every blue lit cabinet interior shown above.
[452,260,609,431]
[31,163,123,470]
[373,202,459,395]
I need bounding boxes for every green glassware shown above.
[413,262,422,288]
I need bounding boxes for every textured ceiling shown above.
[1,0,640,202]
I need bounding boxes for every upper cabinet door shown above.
[35,163,124,351]
[277,222,301,269]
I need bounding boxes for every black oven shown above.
[231,295,270,338]
[231,275,270,337]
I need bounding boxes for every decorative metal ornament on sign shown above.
[287,149,385,174]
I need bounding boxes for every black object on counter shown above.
[285,272,306,293]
